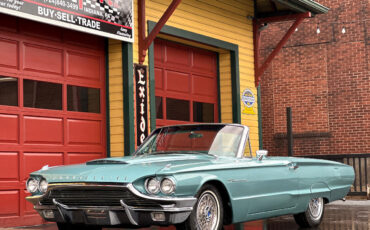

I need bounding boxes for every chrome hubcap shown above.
[196,191,219,230]
[309,197,323,220]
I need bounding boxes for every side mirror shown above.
[256,150,268,161]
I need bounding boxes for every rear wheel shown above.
[176,184,224,230]
[294,197,324,228]
[57,223,102,230]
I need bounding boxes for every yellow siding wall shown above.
[137,0,259,153]
[219,51,233,123]
[109,0,260,156]
[108,39,124,157]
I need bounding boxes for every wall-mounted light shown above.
[316,26,320,34]
[259,23,268,31]
[342,27,346,34]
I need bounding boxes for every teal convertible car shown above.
[26,124,354,230]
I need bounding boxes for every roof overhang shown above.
[256,0,329,18]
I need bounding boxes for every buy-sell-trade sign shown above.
[0,0,133,42]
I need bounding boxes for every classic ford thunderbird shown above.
[26,124,354,230]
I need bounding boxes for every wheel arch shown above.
[202,180,233,225]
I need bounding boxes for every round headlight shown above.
[160,178,176,194]
[39,179,48,193]
[146,178,160,194]
[26,178,39,193]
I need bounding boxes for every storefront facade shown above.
[0,0,327,227]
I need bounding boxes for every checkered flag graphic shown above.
[79,0,133,27]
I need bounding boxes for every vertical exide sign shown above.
[134,64,149,146]
[0,0,133,42]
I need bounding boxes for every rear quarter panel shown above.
[294,159,355,212]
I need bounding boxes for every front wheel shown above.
[294,197,325,228]
[176,184,224,230]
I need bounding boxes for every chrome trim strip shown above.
[34,204,123,211]
[120,200,138,225]
[127,183,196,203]
[236,126,249,158]
[31,183,196,203]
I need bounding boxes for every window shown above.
[166,98,189,121]
[23,79,62,110]
[0,76,18,106]
[155,96,163,119]
[67,85,100,113]
[193,101,214,122]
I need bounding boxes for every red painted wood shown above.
[66,51,101,81]
[0,190,19,216]
[23,153,63,181]
[154,39,218,127]
[0,38,18,69]
[138,0,182,64]
[0,153,19,180]
[68,120,102,145]
[0,114,18,143]
[23,43,63,75]
[0,15,106,227]
[24,117,63,144]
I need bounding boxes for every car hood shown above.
[30,154,219,183]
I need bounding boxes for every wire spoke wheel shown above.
[196,191,220,229]
[308,197,324,221]
[294,197,325,228]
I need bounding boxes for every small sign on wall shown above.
[134,64,149,146]
[242,88,256,115]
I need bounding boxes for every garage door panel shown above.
[19,19,63,42]
[24,116,63,144]
[0,190,19,216]
[68,153,103,165]
[0,15,105,226]
[154,40,163,64]
[155,68,164,90]
[0,38,18,69]
[23,43,63,75]
[193,75,217,97]
[0,152,18,180]
[23,153,63,180]
[193,50,217,74]
[166,70,190,93]
[0,114,18,143]
[67,119,102,145]
[67,51,101,82]
[155,39,218,126]
[165,44,191,67]
[23,190,38,215]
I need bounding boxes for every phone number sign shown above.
[0,0,133,42]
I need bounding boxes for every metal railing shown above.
[301,154,370,196]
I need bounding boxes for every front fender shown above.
[173,173,225,197]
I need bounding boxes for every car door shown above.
[227,157,299,220]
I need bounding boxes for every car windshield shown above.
[135,125,245,157]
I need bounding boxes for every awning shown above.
[256,0,329,18]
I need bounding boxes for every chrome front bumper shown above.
[26,183,197,227]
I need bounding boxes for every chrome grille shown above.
[39,185,171,207]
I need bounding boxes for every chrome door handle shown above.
[288,163,299,170]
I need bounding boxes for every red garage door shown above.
[0,15,105,227]
[154,39,218,127]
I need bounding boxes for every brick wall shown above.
[259,0,369,156]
